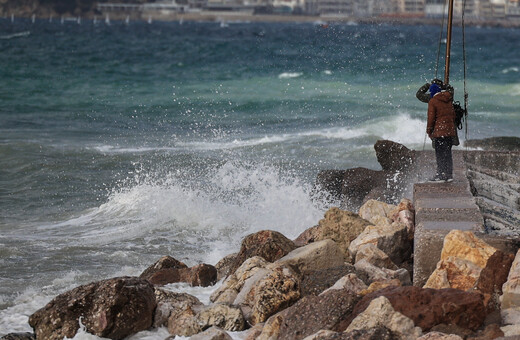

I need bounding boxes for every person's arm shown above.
[427,101,436,138]
[416,83,430,103]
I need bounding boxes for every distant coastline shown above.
[4,10,520,28]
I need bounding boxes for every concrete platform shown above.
[412,150,519,286]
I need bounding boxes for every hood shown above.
[433,91,453,103]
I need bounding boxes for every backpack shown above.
[453,101,467,130]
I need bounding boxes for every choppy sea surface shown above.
[0,17,519,338]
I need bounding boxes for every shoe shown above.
[445,177,453,183]
[427,176,445,183]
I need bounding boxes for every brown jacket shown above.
[427,91,457,138]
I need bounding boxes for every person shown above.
[416,78,454,103]
[426,83,457,182]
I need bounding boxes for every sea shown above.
[0,17,519,339]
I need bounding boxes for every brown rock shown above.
[140,255,187,280]
[0,334,35,340]
[215,253,238,281]
[355,243,398,270]
[501,249,520,310]
[294,207,371,260]
[257,288,361,340]
[359,279,401,296]
[147,268,181,286]
[229,230,296,275]
[440,231,497,268]
[303,327,399,340]
[417,332,463,340]
[29,277,156,340]
[341,286,486,332]
[358,199,396,226]
[374,140,415,172]
[301,264,369,297]
[475,250,515,311]
[342,167,387,208]
[391,198,415,237]
[189,326,233,340]
[179,263,218,287]
[468,323,504,340]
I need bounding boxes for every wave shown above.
[0,31,30,40]
[37,161,330,263]
[501,66,519,74]
[278,72,303,79]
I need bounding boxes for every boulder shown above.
[348,222,411,266]
[342,286,486,332]
[391,198,415,237]
[275,239,346,274]
[293,208,371,259]
[189,326,233,340]
[301,264,369,297]
[229,230,296,275]
[341,168,387,209]
[215,253,238,281]
[354,259,410,285]
[424,231,498,291]
[153,288,203,328]
[140,255,188,280]
[303,328,399,340]
[28,277,156,340]
[374,140,415,172]
[315,169,348,201]
[346,296,422,340]
[501,249,520,310]
[236,264,301,325]
[146,263,217,287]
[168,304,245,337]
[0,334,35,340]
[500,324,520,337]
[359,279,401,296]
[355,243,398,270]
[256,288,360,340]
[320,273,367,296]
[467,323,504,340]
[211,256,269,304]
[417,332,463,340]
[358,199,396,226]
[475,250,515,310]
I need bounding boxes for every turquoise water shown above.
[0,18,519,337]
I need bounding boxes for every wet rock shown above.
[189,326,233,340]
[343,286,486,332]
[275,239,345,274]
[293,207,371,260]
[346,296,422,339]
[320,273,367,296]
[424,231,498,291]
[153,288,203,328]
[256,288,360,340]
[0,334,35,340]
[140,255,188,280]
[301,264,369,296]
[355,243,398,270]
[211,256,269,304]
[179,263,218,287]
[29,276,156,340]
[146,263,217,287]
[236,264,300,325]
[341,167,387,208]
[374,140,415,172]
[417,332,463,340]
[348,222,411,266]
[215,253,238,281]
[229,230,296,275]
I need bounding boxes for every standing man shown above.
[426,83,457,182]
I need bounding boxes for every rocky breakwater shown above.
[5,198,519,340]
